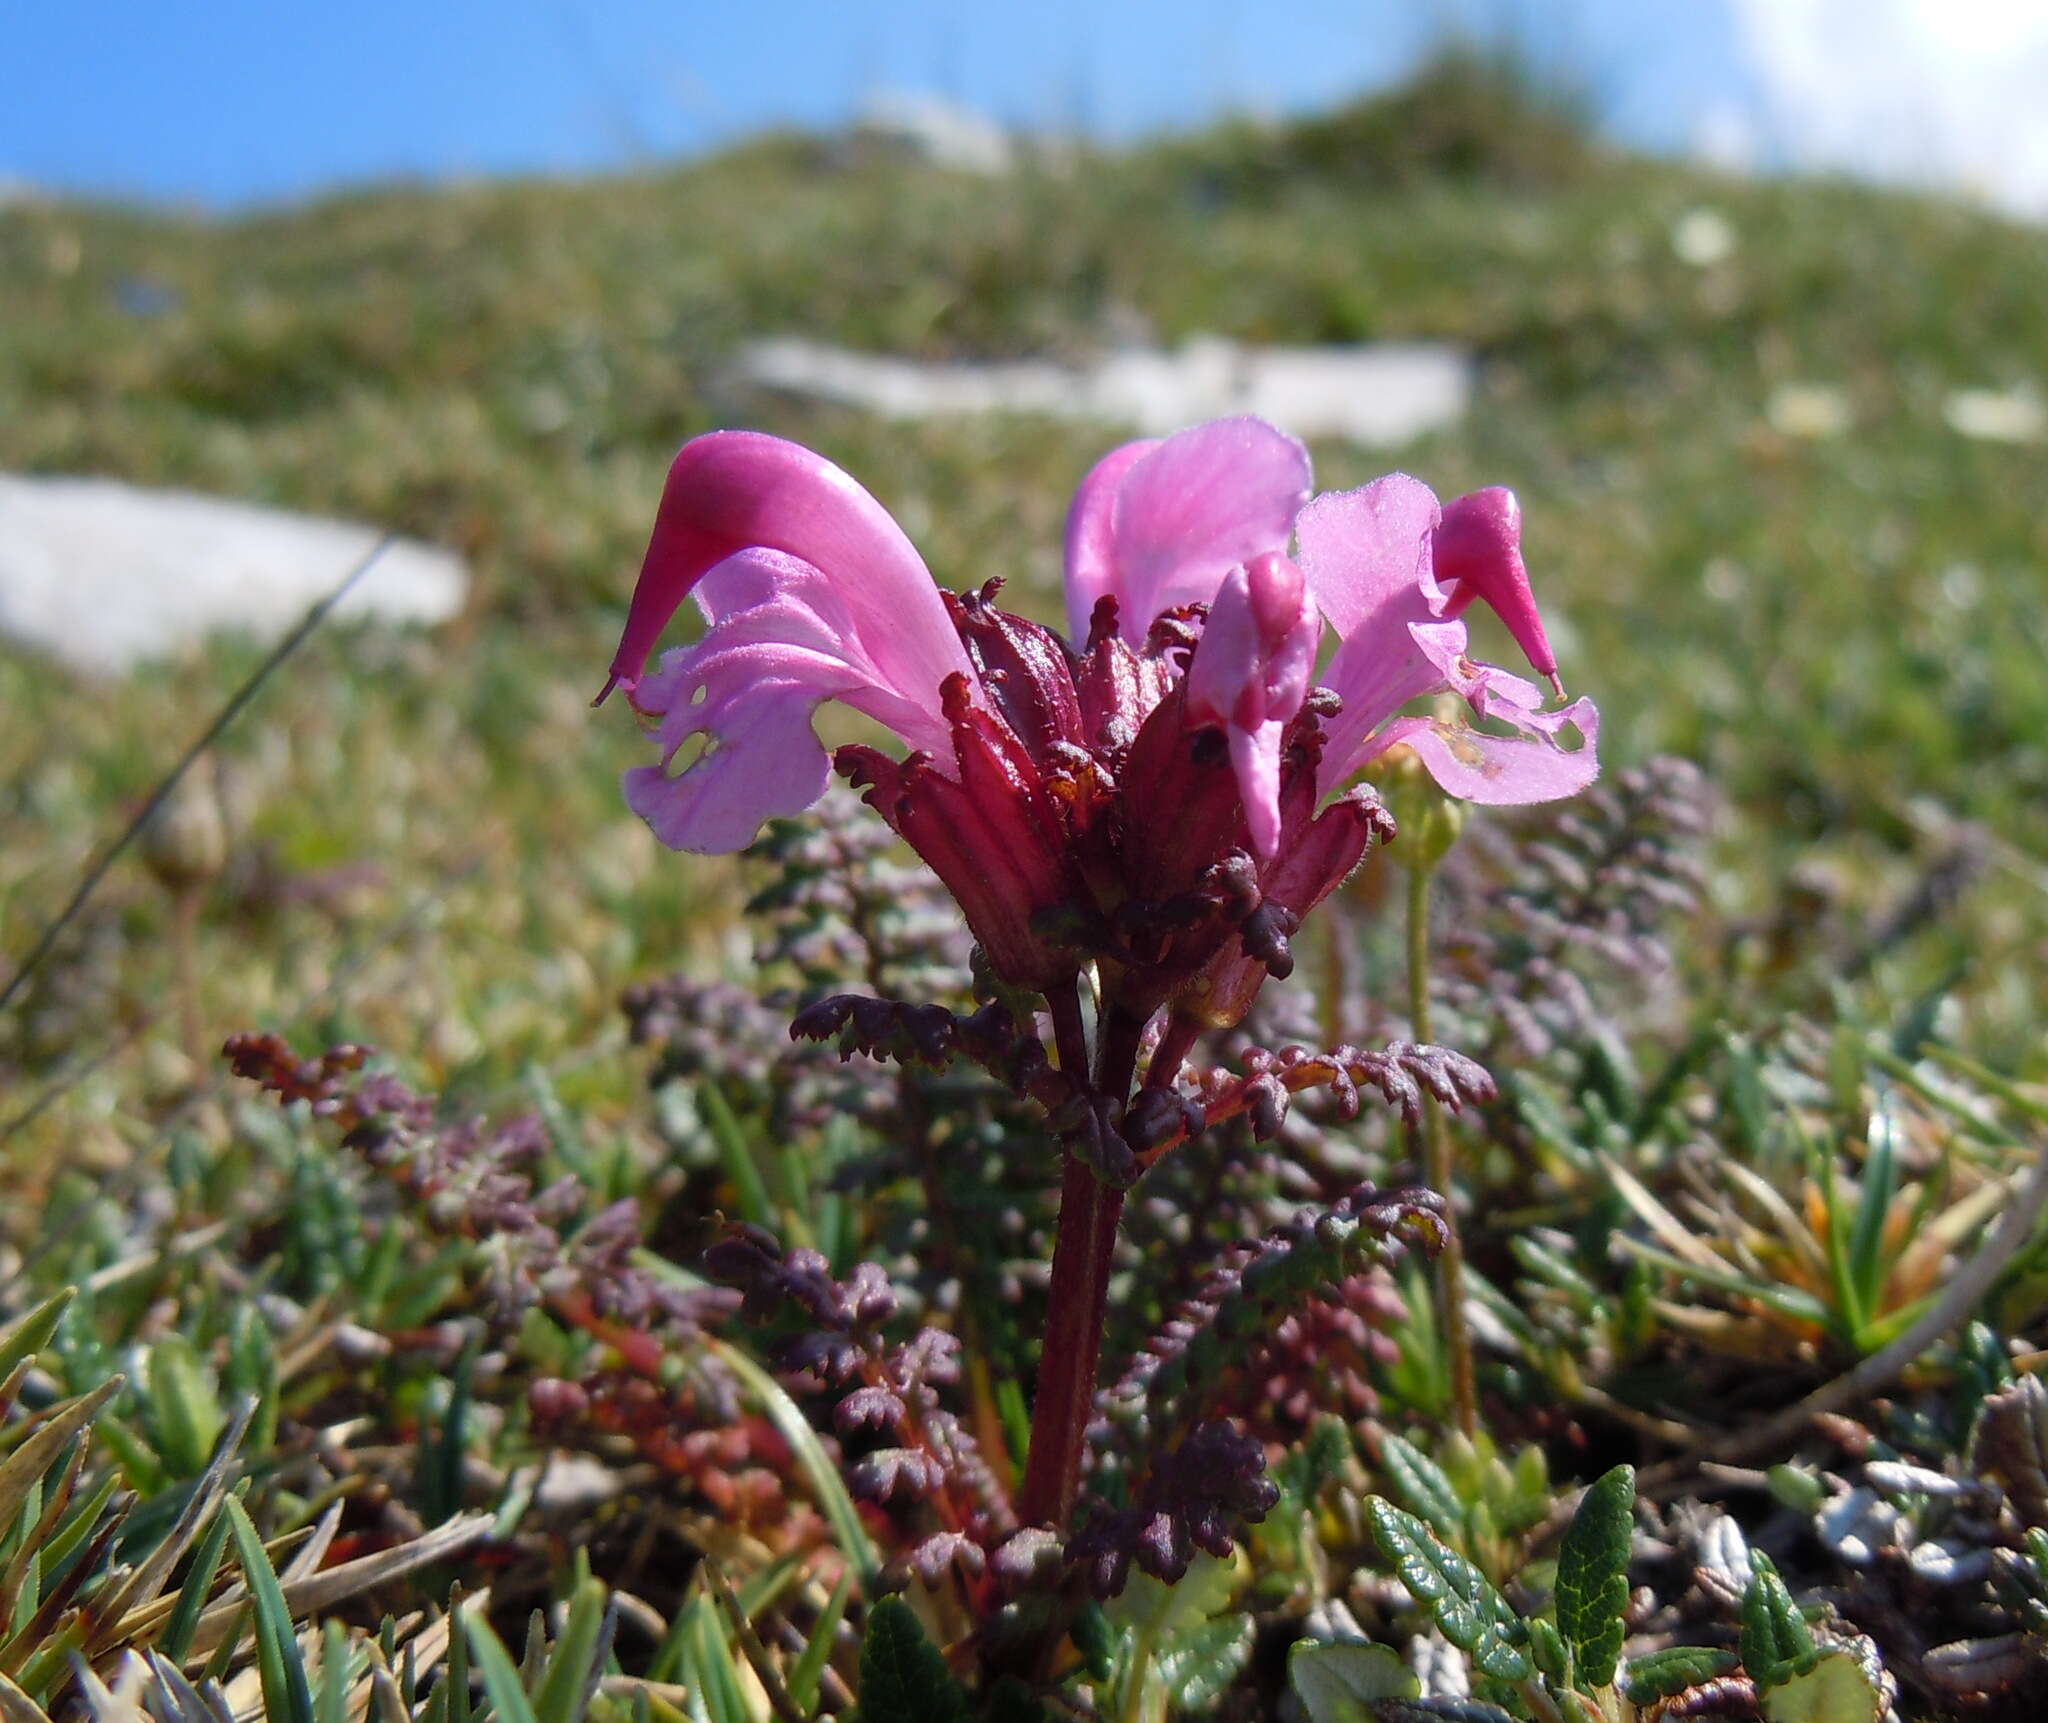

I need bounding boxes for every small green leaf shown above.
[420,1340,476,1527]
[1555,1464,1634,1688]
[33,1468,118,1586]
[685,1590,751,1723]
[855,1597,966,1723]
[2025,1525,2048,1584]
[1526,1617,1567,1683]
[1071,1602,1114,1683]
[1846,1109,1900,1318]
[1366,1500,1529,1683]
[0,1294,73,1388]
[1766,1466,1826,1515]
[446,1593,473,1723]
[1154,1616,1255,1712]
[146,1335,225,1479]
[698,1079,777,1230]
[1101,1554,1251,1723]
[1761,1650,1882,1723]
[1622,1647,1741,1704]
[1381,1436,1464,1545]
[1289,1641,1419,1723]
[1740,1553,1818,1689]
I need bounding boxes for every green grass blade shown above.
[445,1595,473,1723]
[1848,1107,1900,1316]
[1613,1240,1838,1327]
[687,1592,751,1723]
[704,1337,877,1589]
[0,1296,74,1389]
[224,1496,316,1723]
[463,1606,541,1723]
[316,1620,352,1723]
[532,1575,610,1723]
[697,1080,778,1232]
[158,1491,236,1665]
[786,1569,852,1717]
[34,1470,118,1592]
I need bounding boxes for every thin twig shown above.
[702,1559,808,1723]
[0,1013,156,1149]
[1644,1113,2048,1488]
[1408,860,1478,1441]
[0,534,393,1019]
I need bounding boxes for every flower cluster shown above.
[600,417,1596,1032]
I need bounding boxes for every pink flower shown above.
[1294,473,1600,807]
[602,417,1597,1007]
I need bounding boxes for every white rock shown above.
[1943,385,2045,443]
[1672,206,1738,268]
[737,334,1471,446]
[1766,381,1853,439]
[0,475,468,674]
[853,92,1013,176]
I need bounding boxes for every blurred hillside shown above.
[3,56,2045,1117]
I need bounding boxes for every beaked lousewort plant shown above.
[589,416,1601,1686]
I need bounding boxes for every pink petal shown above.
[1185,553,1320,860]
[1433,487,1560,687]
[602,430,970,706]
[1090,417,1312,640]
[1323,614,1599,805]
[1311,590,1455,801]
[625,675,837,853]
[1062,437,1158,642]
[1293,473,1442,638]
[1185,553,1317,730]
[1366,698,1600,805]
[621,549,952,852]
[1227,719,1288,862]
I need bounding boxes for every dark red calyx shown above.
[1076,628,1174,753]
[833,693,1083,994]
[946,585,1085,764]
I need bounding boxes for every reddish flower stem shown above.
[1016,1155,1124,1527]
[1016,999,1146,1528]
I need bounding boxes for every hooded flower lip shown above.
[602,432,981,854]
[598,429,974,711]
[1431,486,1562,698]
[604,415,1598,1005]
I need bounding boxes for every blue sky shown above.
[2,1,1754,209]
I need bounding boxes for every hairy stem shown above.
[1408,861,1479,1440]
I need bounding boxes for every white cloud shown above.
[1729,0,2048,217]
